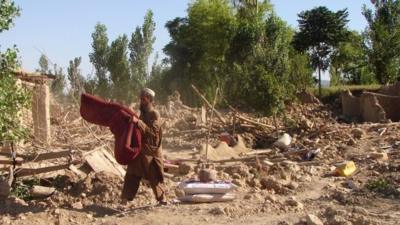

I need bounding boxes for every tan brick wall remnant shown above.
[32,83,51,145]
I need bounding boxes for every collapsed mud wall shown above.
[341,85,400,122]
[341,90,361,119]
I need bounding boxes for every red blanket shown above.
[80,93,141,165]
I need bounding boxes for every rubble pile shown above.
[1,90,400,225]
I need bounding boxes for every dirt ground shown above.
[1,96,400,225]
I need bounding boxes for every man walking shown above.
[121,88,166,205]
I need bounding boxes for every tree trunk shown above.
[318,67,322,97]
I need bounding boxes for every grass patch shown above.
[311,84,382,102]
[10,177,40,201]
[366,177,400,197]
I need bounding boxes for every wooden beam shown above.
[25,150,71,162]
[191,84,226,125]
[15,164,70,177]
[0,156,23,165]
[235,114,275,129]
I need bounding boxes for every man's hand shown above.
[130,116,139,124]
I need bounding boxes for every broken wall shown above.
[341,90,361,119]
[359,93,386,123]
[366,92,400,122]
[378,82,400,96]
[341,89,400,122]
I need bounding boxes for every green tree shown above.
[293,6,349,96]
[0,0,20,32]
[50,64,66,98]
[67,57,85,98]
[330,31,375,85]
[164,0,237,103]
[108,35,131,103]
[129,10,156,90]
[37,54,49,74]
[363,0,400,84]
[0,0,31,143]
[89,23,110,98]
[226,5,297,114]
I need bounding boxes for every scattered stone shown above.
[232,178,245,187]
[198,169,217,182]
[209,207,225,215]
[370,152,389,162]
[71,201,83,210]
[274,133,292,149]
[287,181,299,190]
[285,197,304,210]
[305,214,324,225]
[260,177,285,193]
[232,173,241,179]
[11,197,29,207]
[331,215,352,225]
[54,208,61,215]
[1,216,11,225]
[351,128,365,139]
[351,215,379,225]
[179,163,193,175]
[264,194,278,203]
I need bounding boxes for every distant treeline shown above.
[40,0,400,115]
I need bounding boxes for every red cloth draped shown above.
[80,93,141,165]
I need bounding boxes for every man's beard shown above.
[140,104,149,113]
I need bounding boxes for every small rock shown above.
[287,181,299,190]
[18,215,26,220]
[232,179,245,187]
[198,169,217,182]
[264,194,278,203]
[232,173,241,179]
[285,196,303,210]
[2,216,11,225]
[179,163,193,175]
[71,201,83,210]
[370,152,389,162]
[54,208,61,215]
[351,128,365,139]
[331,215,352,225]
[86,214,93,219]
[209,207,225,215]
[306,214,323,225]
[260,177,285,193]
[244,194,252,200]
[175,188,185,197]
[345,180,357,189]
[351,215,379,225]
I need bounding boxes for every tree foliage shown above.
[330,31,375,85]
[293,6,349,95]
[67,57,85,98]
[37,54,49,74]
[0,0,30,143]
[129,10,156,90]
[363,0,400,84]
[164,0,237,103]
[89,23,110,98]
[108,35,131,103]
[160,0,313,114]
[50,64,66,98]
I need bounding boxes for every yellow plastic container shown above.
[335,161,357,177]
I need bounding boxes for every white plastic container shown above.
[178,181,236,195]
[179,193,236,203]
